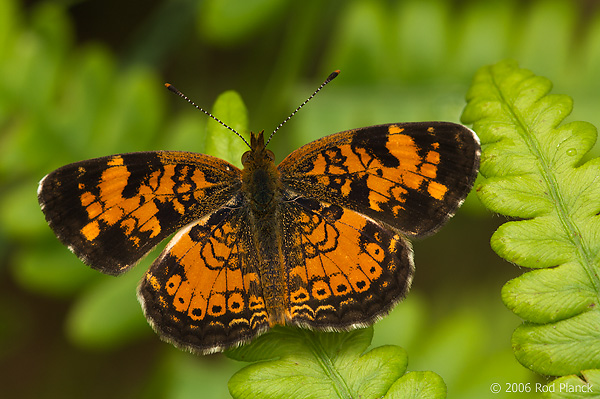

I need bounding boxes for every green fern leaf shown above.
[543,369,600,397]
[461,59,600,376]
[384,371,447,399]
[226,327,446,399]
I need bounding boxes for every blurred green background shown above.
[2,0,599,397]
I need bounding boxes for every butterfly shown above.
[38,71,480,354]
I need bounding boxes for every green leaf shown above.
[461,59,600,376]
[384,371,446,399]
[543,369,600,398]
[226,326,445,399]
[204,90,249,168]
[513,312,600,376]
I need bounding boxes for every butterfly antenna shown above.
[165,83,251,148]
[265,70,340,146]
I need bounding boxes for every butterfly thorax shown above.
[241,131,287,326]
[241,131,281,213]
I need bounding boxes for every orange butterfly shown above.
[38,71,480,353]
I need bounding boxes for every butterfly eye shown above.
[241,151,251,165]
[266,150,275,162]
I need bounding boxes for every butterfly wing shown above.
[281,195,413,329]
[38,151,242,275]
[278,122,480,237]
[138,194,269,354]
[278,122,479,329]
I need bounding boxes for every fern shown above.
[544,370,600,398]
[461,60,600,383]
[226,327,446,399]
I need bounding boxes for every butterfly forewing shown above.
[278,122,480,237]
[38,151,242,275]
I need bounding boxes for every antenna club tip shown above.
[165,83,182,95]
[326,70,340,82]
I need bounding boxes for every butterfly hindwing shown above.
[281,195,414,329]
[278,122,480,237]
[38,151,241,275]
[137,194,269,354]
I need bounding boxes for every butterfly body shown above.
[241,131,287,326]
[39,121,480,354]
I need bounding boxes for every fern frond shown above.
[226,327,446,399]
[462,60,600,376]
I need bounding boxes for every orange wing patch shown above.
[137,195,269,354]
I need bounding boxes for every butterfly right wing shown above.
[38,151,242,275]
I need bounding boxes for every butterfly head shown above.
[242,131,275,168]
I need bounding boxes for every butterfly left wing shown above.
[278,122,480,237]
[38,151,241,275]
